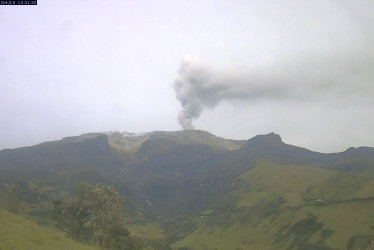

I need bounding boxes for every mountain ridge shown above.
[2,130,371,154]
[1,130,374,249]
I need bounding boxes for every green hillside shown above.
[0,209,97,250]
[171,160,374,250]
[1,131,374,249]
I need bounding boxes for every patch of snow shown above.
[104,131,145,137]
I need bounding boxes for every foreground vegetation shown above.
[52,182,143,249]
[0,208,97,250]
[2,162,374,249]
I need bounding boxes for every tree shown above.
[5,182,20,214]
[53,182,142,249]
[78,182,126,246]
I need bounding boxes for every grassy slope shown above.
[0,209,97,250]
[171,160,374,250]
[126,222,170,250]
[127,222,166,240]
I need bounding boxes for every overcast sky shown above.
[1,0,373,153]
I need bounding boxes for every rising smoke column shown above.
[174,56,219,129]
[173,56,291,129]
[173,53,374,130]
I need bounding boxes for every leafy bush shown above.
[52,182,142,249]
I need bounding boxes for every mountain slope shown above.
[171,160,374,250]
[0,208,97,250]
[1,131,374,249]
